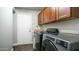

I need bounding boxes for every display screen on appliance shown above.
[56,39,68,48]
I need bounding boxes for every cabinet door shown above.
[38,13,41,25]
[38,12,43,25]
[58,7,70,20]
[40,12,44,24]
[49,7,56,22]
[43,8,50,24]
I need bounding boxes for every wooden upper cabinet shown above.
[58,7,70,20]
[38,7,79,25]
[38,14,41,25]
[43,8,50,24]
[38,13,41,25]
[71,7,79,18]
[40,12,44,24]
[49,7,56,22]
[38,12,43,25]
[58,7,79,20]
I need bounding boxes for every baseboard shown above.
[11,48,13,51]
[0,48,11,51]
[13,43,33,46]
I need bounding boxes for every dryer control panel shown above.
[56,39,68,48]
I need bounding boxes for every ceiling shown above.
[15,7,44,10]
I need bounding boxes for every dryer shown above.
[42,28,79,51]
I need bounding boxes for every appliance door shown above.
[42,39,58,51]
[34,32,42,51]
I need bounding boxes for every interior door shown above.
[17,13,32,44]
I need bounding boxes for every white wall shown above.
[13,8,17,44]
[14,8,40,45]
[0,7,13,51]
[41,18,79,34]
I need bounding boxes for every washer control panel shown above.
[56,39,68,48]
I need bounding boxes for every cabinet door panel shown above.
[38,12,43,25]
[58,7,70,20]
[43,8,50,24]
[38,13,41,25]
[49,7,56,22]
[40,12,44,24]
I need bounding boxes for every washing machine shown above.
[42,28,79,51]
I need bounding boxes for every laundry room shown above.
[1,0,79,59]
[0,7,79,51]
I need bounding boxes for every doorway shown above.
[17,13,33,44]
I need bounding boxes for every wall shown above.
[13,8,17,44]
[14,8,40,45]
[41,18,79,34]
[0,7,13,51]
